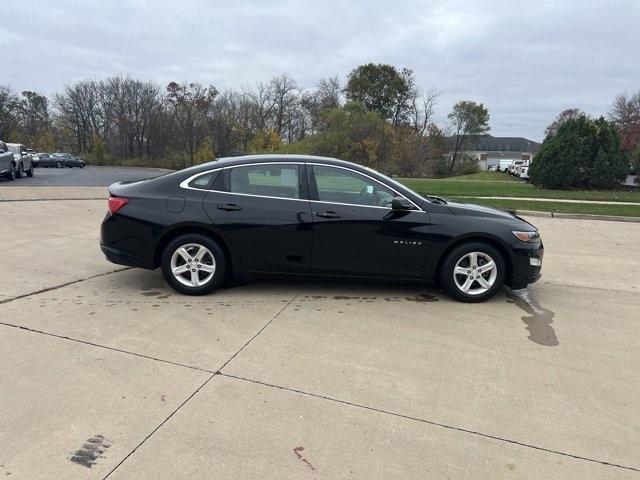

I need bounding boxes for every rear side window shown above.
[188,171,218,190]
[229,164,299,199]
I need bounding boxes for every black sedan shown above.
[100,155,543,302]
[35,153,85,168]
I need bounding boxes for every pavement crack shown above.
[102,373,217,479]
[217,285,306,372]
[220,373,640,474]
[0,267,131,305]
[0,321,215,374]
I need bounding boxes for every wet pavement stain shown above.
[293,446,316,472]
[69,435,112,468]
[405,293,439,303]
[141,291,162,297]
[506,289,558,346]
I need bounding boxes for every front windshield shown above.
[363,165,426,200]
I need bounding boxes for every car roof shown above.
[6,143,24,147]
[193,154,367,172]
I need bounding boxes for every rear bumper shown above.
[100,244,153,269]
[100,213,157,269]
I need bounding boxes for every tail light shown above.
[108,196,128,214]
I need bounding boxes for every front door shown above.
[308,164,429,278]
[203,162,313,274]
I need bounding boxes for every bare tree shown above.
[609,91,640,152]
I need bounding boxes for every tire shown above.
[15,163,23,179]
[56,161,62,168]
[5,164,16,181]
[439,242,505,303]
[79,162,85,168]
[26,166,34,177]
[160,233,226,295]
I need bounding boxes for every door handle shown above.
[217,203,242,211]
[316,211,340,219]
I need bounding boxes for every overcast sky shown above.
[2,0,639,141]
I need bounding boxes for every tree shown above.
[529,114,627,189]
[0,86,18,140]
[545,108,584,139]
[345,63,414,125]
[609,91,640,152]
[166,82,217,166]
[447,100,490,173]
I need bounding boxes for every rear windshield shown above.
[7,145,19,154]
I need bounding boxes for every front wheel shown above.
[26,166,34,177]
[439,242,505,303]
[15,163,23,178]
[160,234,226,295]
[56,161,62,168]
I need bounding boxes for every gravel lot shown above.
[0,187,639,479]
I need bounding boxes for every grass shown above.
[398,172,640,203]
[454,198,640,217]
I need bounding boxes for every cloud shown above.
[2,0,639,140]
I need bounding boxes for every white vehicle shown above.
[508,160,526,175]
[5,143,34,179]
[519,166,530,181]
[498,160,512,172]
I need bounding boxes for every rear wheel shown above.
[15,163,23,179]
[5,164,16,181]
[161,234,226,295]
[56,161,62,168]
[26,166,34,177]
[439,242,505,303]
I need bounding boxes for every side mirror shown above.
[391,196,414,210]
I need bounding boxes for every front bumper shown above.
[509,241,544,289]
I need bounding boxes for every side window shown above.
[188,171,218,190]
[312,166,396,208]
[229,164,299,199]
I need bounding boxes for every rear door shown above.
[308,164,430,278]
[203,162,313,274]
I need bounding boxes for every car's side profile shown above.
[100,154,543,302]
[36,152,85,168]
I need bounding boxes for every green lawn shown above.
[398,172,640,203]
[454,198,640,217]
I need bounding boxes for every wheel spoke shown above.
[193,246,205,262]
[177,247,192,262]
[190,269,200,287]
[199,263,215,273]
[461,276,474,293]
[454,266,470,276]
[468,252,478,268]
[172,264,189,275]
[478,260,495,273]
[476,276,490,289]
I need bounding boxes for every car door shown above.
[308,164,430,278]
[202,162,313,274]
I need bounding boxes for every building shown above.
[453,135,541,170]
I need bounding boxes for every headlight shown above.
[512,231,540,242]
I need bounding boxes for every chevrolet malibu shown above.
[100,155,543,302]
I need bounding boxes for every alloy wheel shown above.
[453,251,498,296]
[170,243,216,287]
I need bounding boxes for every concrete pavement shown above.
[0,188,639,479]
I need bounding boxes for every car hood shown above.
[445,200,519,221]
